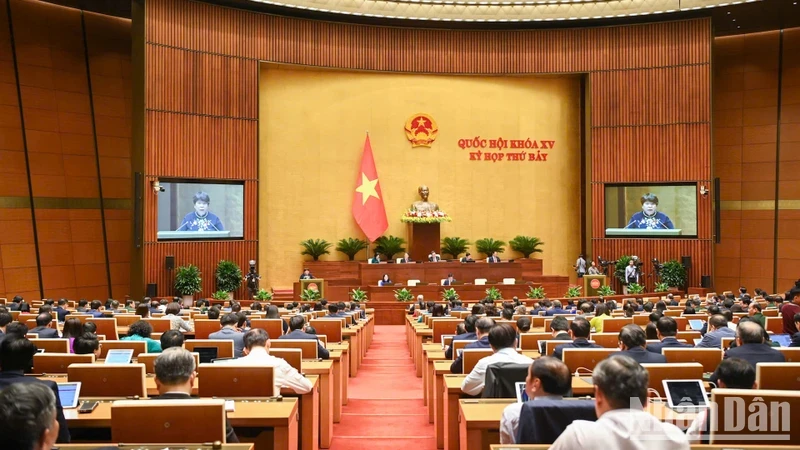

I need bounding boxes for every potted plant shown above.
[654,282,669,293]
[394,288,414,302]
[475,238,506,258]
[336,238,368,261]
[374,235,406,261]
[350,288,368,303]
[174,264,202,303]
[614,255,633,285]
[300,238,332,261]
[565,285,582,298]
[526,286,546,299]
[211,290,228,301]
[509,235,544,259]
[254,288,273,301]
[300,288,321,302]
[441,237,470,259]
[626,283,645,295]
[597,285,616,297]
[660,260,688,289]
[215,260,243,300]
[441,288,459,301]
[485,286,503,302]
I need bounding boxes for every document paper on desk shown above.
[225,400,235,411]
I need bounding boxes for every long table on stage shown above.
[360,261,522,285]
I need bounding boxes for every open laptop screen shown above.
[196,347,218,364]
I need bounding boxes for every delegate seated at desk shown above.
[378,274,392,286]
[443,274,456,286]
[370,253,381,264]
[488,252,501,263]
[460,252,473,263]
[428,251,441,262]
[176,191,225,232]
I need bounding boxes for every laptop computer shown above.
[57,382,81,409]
[514,382,529,403]
[663,380,710,413]
[105,349,134,364]
[771,334,793,347]
[196,347,218,364]
[693,338,702,346]
[688,320,705,331]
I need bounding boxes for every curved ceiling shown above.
[240,0,759,22]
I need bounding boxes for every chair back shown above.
[432,319,462,344]
[516,399,597,444]
[68,363,146,397]
[519,333,552,351]
[762,309,779,317]
[777,348,800,362]
[530,316,546,327]
[591,333,620,349]
[721,337,735,350]
[29,338,69,353]
[111,399,226,443]
[756,362,800,390]
[481,362,529,398]
[250,319,285,340]
[451,340,477,360]
[662,348,722,373]
[765,317,783,335]
[640,362,704,397]
[602,318,633,333]
[543,317,574,331]
[270,339,318,359]
[192,319,221,340]
[672,317,688,331]
[197,364,274,397]
[269,348,303,373]
[33,353,94,373]
[710,389,800,444]
[137,352,200,373]
[100,340,148,359]
[115,315,141,327]
[561,348,619,373]
[85,317,119,340]
[310,319,343,343]
[462,348,493,374]
[185,339,235,360]
[632,315,651,326]
[675,331,701,342]
[141,317,172,333]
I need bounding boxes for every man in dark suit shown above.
[7,295,23,311]
[460,252,473,263]
[614,324,667,364]
[54,299,70,323]
[539,316,571,353]
[87,300,105,318]
[488,252,500,263]
[724,321,785,366]
[428,251,441,262]
[443,274,456,286]
[280,315,329,359]
[154,348,238,443]
[450,300,467,312]
[400,252,412,263]
[208,314,246,358]
[0,336,70,443]
[696,315,736,348]
[0,383,64,450]
[0,311,11,340]
[445,315,478,359]
[666,294,679,307]
[544,301,569,317]
[553,317,602,360]
[647,316,693,354]
[29,313,60,338]
[451,317,495,374]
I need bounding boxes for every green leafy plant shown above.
[654,282,669,293]
[350,288,368,303]
[300,288,321,302]
[174,264,202,296]
[614,255,634,284]
[626,283,645,294]
[509,235,545,258]
[526,286,546,299]
[441,288,459,301]
[597,285,616,296]
[300,238,332,261]
[394,288,414,302]
[660,260,688,288]
[485,287,503,301]
[475,238,506,257]
[565,285,582,298]
[441,237,470,259]
[211,290,229,300]
[374,235,406,260]
[254,288,273,301]
[215,260,243,293]
[336,237,368,261]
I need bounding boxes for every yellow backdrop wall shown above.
[258,64,582,288]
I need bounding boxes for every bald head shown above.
[736,321,764,345]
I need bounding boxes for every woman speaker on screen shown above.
[176,191,225,232]
[625,193,674,230]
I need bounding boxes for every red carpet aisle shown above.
[329,325,436,450]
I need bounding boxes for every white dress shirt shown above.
[217,346,313,394]
[550,409,690,450]
[685,410,707,442]
[500,395,563,444]
[461,347,533,396]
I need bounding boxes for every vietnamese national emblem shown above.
[404,114,438,148]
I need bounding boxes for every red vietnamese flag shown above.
[352,135,388,242]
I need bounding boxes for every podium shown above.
[584,275,608,297]
[605,228,682,237]
[157,231,231,240]
[407,223,440,261]
[299,278,326,299]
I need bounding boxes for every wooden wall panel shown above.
[139,0,712,297]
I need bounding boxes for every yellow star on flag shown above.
[355,173,380,205]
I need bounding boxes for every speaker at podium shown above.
[584,275,608,297]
